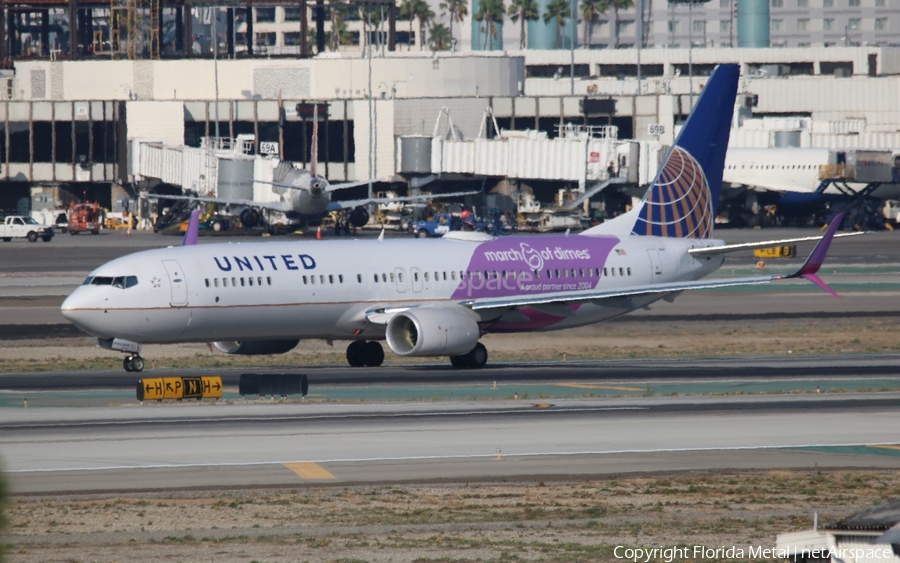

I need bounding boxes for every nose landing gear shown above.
[123,354,145,372]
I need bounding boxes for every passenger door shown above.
[646,249,663,284]
[162,260,189,307]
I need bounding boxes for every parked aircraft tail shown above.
[630,63,739,238]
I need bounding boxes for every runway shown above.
[3,385,900,494]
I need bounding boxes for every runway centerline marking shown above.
[7,441,896,474]
[284,462,335,480]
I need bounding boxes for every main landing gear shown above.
[450,343,488,369]
[346,341,385,367]
[123,354,145,372]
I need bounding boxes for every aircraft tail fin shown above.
[628,64,739,239]
[182,208,200,246]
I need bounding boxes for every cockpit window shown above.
[88,275,138,289]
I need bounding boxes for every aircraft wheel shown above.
[123,357,134,372]
[468,343,488,369]
[131,355,145,372]
[449,355,468,369]
[346,341,366,367]
[364,341,384,367]
[450,343,487,370]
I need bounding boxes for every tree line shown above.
[297,0,639,53]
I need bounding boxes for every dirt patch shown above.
[6,470,900,562]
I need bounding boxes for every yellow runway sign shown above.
[137,376,223,401]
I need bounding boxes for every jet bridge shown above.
[396,107,664,191]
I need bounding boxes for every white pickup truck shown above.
[0,215,54,242]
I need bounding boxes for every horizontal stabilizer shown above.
[688,231,864,258]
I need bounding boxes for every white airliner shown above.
[62,65,850,374]
[723,147,900,202]
[157,107,477,230]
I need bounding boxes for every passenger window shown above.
[310,276,315,285]
[267,277,272,285]
[390,273,395,282]
[302,276,307,285]
[451,271,457,281]
[329,275,334,284]
[424,272,429,282]
[619,267,624,276]
[374,273,379,283]
[627,267,631,276]
[603,268,608,276]
[382,273,387,282]
[223,278,228,287]
[319,275,324,284]
[214,278,219,288]
[339,275,344,283]
[357,274,362,283]
[231,277,236,287]
[249,277,255,286]
[240,278,245,286]
[257,277,262,286]
[398,273,404,282]
[205,279,210,288]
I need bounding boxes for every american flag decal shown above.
[631,146,713,239]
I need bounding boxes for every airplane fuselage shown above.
[61,234,724,345]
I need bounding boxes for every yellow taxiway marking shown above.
[555,383,644,392]
[872,444,900,451]
[284,463,335,480]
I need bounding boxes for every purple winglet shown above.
[785,211,845,297]
[182,208,201,246]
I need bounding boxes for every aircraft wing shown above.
[326,179,391,191]
[147,193,293,213]
[326,190,482,212]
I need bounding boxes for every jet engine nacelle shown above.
[349,206,370,228]
[385,308,480,356]
[213,339,300,355]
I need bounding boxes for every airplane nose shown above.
[61,288,105,336]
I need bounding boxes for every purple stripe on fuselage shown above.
[450,235,621,300]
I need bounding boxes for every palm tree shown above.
[543,0,571,48]
[580,0,608,48]
[399,0,416,47]
[474,0,505,50]
[507,0,539,49]
[429,22,452,49]
[414,0,436,50]
[359,5,384,52]
[439,0,468,50]
[610,0,634,48]
[327,1,351,50]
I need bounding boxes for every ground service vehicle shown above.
[68,203,101,235]
[0,216,54,242]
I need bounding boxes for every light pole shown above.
[570,0,576,95]
[668,0,712,113]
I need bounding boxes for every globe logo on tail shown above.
[632,147,713,239]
